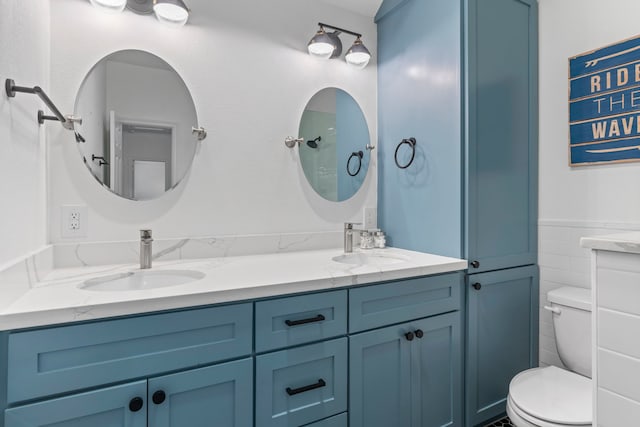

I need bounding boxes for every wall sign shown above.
[569,35,640,166]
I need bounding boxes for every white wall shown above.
[48,0,377,243]
[539,0,640,367]
[0,0,49,266]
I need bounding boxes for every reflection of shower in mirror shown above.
[307,136,321,149]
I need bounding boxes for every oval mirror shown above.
[74,50,201,200]
[298,88,371,202]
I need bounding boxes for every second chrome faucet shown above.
[344,222,364,253]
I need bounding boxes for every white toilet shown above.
[507,286,592,427]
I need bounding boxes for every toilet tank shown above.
[547,286,592,378]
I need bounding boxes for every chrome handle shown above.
[543,305,561,314]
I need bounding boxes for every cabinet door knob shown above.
[470,260,480,269]
[415,329,424,339]
[405,331,414,341]
[129,397,144,412]
[472,283,482,290]
[152,390,166,405]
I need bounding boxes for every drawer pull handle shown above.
[152,390,166,405]
[405,331,414,341]
[472,283,482,290]
[286,379,326,396]
[129,397,144,412]
[285,314,326,327]
[415,329,424,339]
[470,260,480,269]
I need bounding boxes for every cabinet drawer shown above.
[256,338,347,427]
[349,273,461,332]
[8,303,253,403]
[303,413,348,427]
[255,290,347,352]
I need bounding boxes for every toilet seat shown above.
[507,396,589,427]
[508,366,591,427]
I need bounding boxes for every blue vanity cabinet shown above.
[377,0,538,425]
[350,312,462,427]
[465,266,539,426]
[349,274,463,427]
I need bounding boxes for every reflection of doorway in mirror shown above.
[134,160,166,200]
[108,112,176,200]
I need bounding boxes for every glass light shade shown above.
[89,0,127,13]
[345,39,371,69]
[308,30,336,60]
[153,0,189,26]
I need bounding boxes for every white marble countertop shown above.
[580,232,640,254]
[0,247,467,331]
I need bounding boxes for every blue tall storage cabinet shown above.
[377,0,538,426]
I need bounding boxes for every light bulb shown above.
[89,0,126,13]
[345,38,371,69]
[153,0,189,26]
[308,29,336,60]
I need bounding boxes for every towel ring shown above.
[347,151,364,177]
[394,137,417,169]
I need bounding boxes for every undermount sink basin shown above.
[332,252,409,266]
[79,269,205,292]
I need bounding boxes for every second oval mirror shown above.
[298,88,371,202]
[74,50,201,201]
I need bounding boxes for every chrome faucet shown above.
[140,229,153,269]
[344,222,364,253]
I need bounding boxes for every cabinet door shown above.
[466,266,539,426]
[412,312,462,427]
[349,323,412,427]
[350,313,462,427]
[5,381,146,427]
[148,358,253,427]
[465,0,538,273]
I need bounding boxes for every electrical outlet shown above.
[363,207,377,230]
[61,205,88,238]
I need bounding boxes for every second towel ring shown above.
[394,137,417,169]
[347,151,364,177]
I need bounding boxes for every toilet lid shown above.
[509,366,592,425]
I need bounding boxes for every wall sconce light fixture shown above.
[89,0,190,27]
[307,23,371,69]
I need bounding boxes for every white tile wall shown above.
[538,220,640,367]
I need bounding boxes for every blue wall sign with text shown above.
[569,35,640,166]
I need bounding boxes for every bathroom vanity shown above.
[582,233,640,426]
[0,246,466,427]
